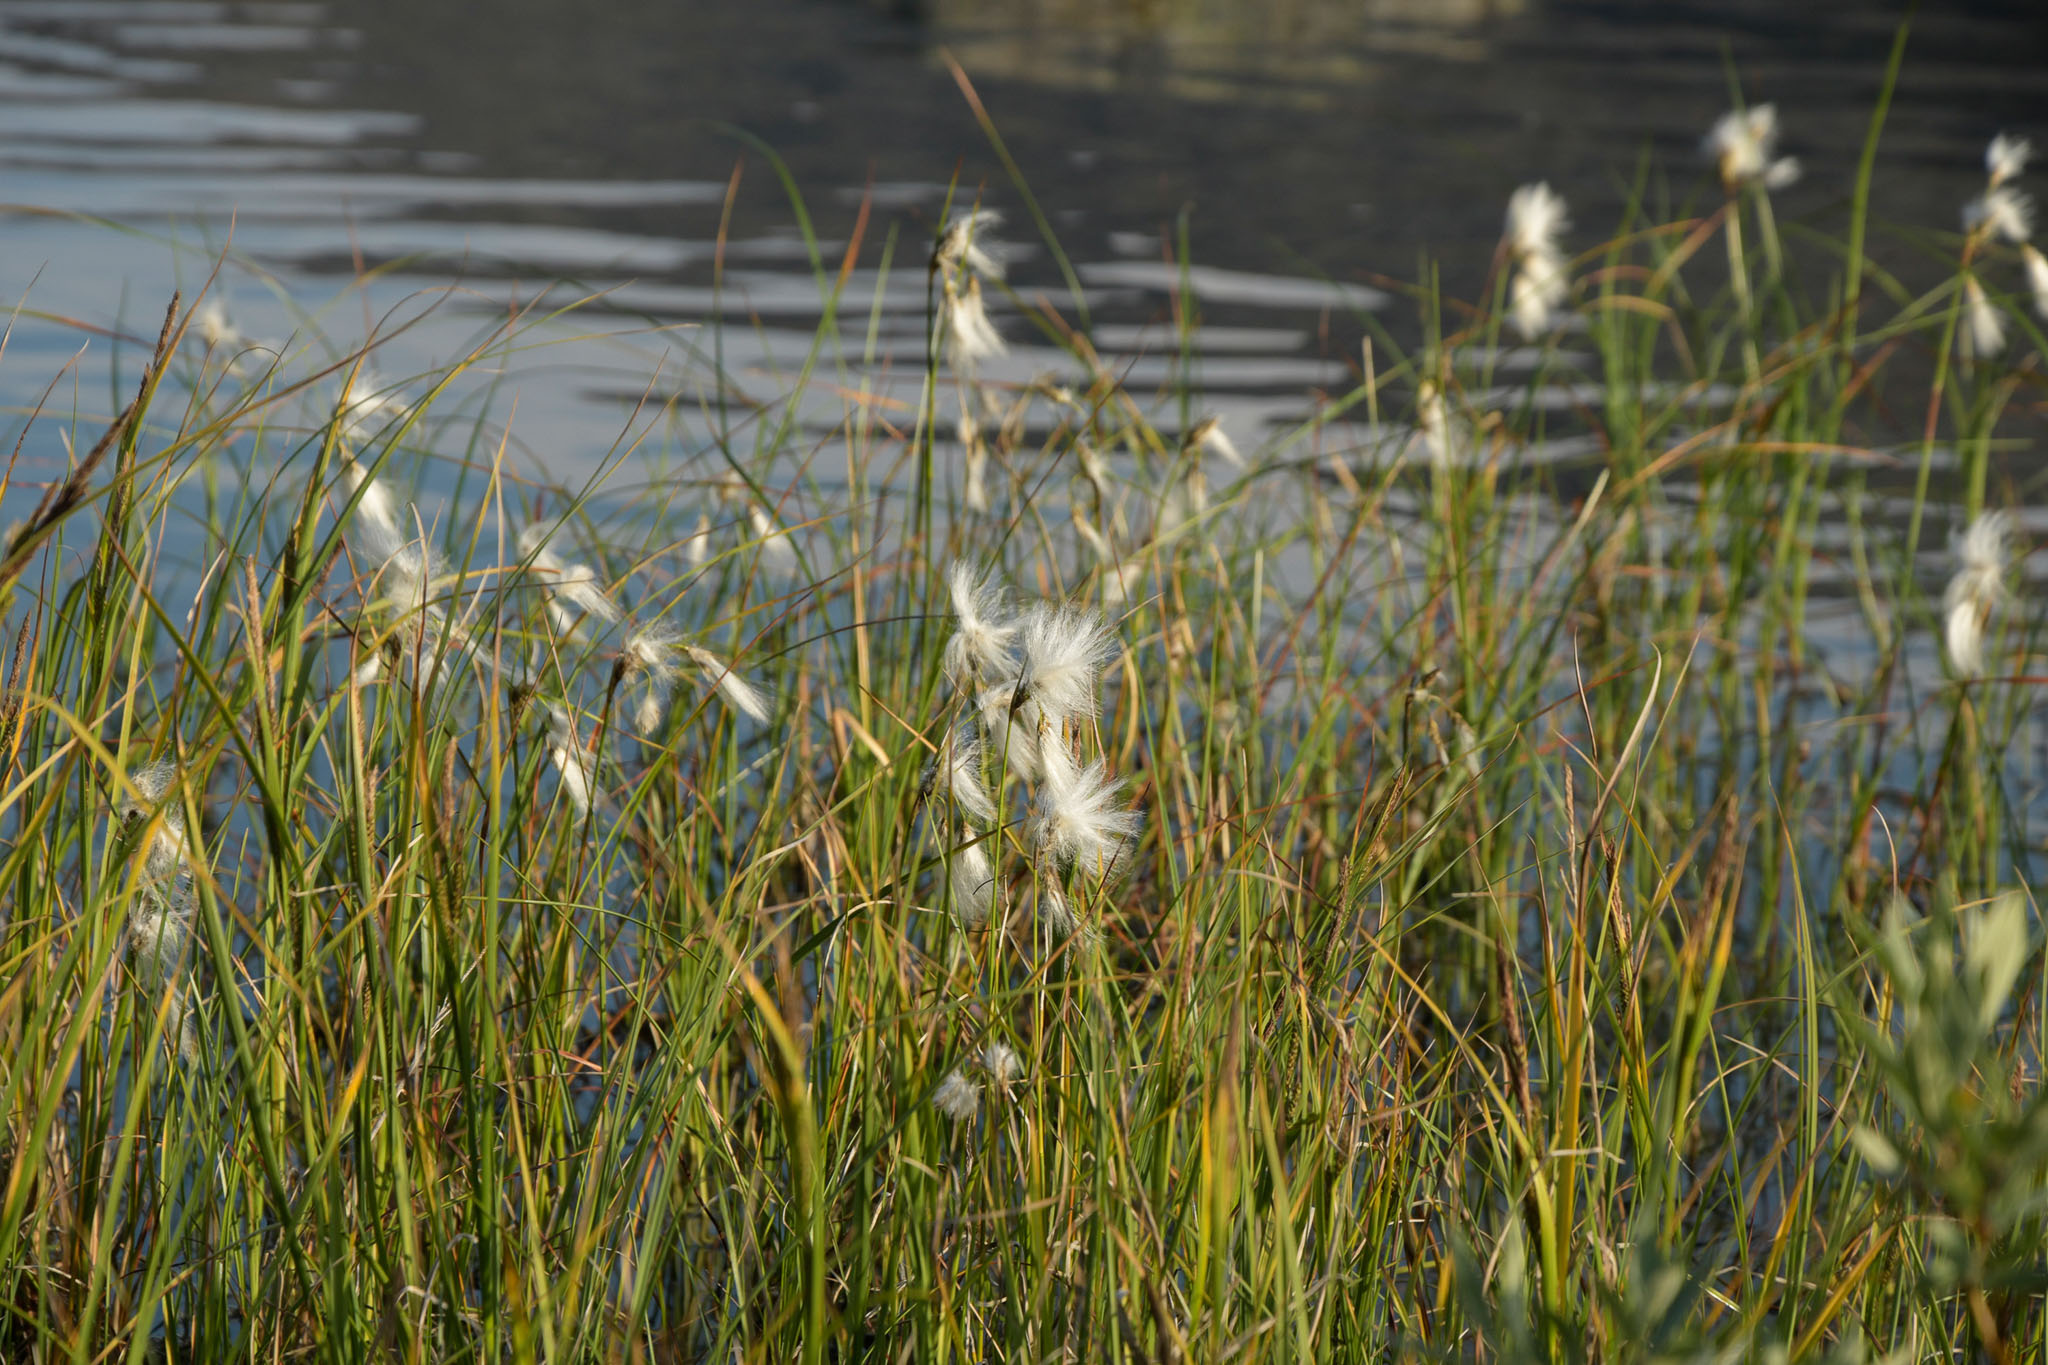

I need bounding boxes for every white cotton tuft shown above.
[519,525,622,638]
[1944,511,2013,679]
[686,645,771,723]
[2025,245,2048,319]
[977,686,1046,782]
[944,275,1006,374]
[624,624,683,733]
[684,513,712,568]
[1965,276,2007,358]
[117,759,188,884]
[1965,186,2034,244]
[935,209,1004,282]
[1988,133,2032,189]
[949,838,996,928]
[981,1042,1023,1087]
[934,1068,981,1121]
[547,705,597,814]
[1036,871,1080,940]
[934,725,996,825]
[339,460,406,565]
[1016,602,1116,724]
[746,502,797,572]
[1416,380,1455,470]
[1030,737,1141,882]
[1505,183,1571,339]
[944,561,1019,687]
[1705,104,1793,192]
[1189,416,1244,469]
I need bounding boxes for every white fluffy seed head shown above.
[684,513,712,568]
[944,561,1019,688]
[977,686,1045,782]
[686,645,771,723]
[934,725,996,825]
[1965,186,2034,244]
[1944,511,2014,678]
[1036,870,1080,940]
[519,526,622,636]
[746,503,797,572]
[1505,183,1569,263]
[1964,276,2007,358]
[340,460,406,565]
[117,759,189,884]
[1017,603,1115,724]
[2024,245,2048,320]
[949,838,996,928]
[944,275,1006,374]
[981,1042,1023,1087]
[1188,416,1243,469]
[933,1069,981,1121]
[1705,104,1795,191]
[1030,738,1141,882]
[1416,380,1455,470]
[1505,188,1571,340]
[1988,133,2032,189]
[547,705,597,814]
[935,209,1004,281]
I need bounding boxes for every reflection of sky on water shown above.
[0,0,2042,519]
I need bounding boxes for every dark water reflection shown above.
[0,0,2043,489]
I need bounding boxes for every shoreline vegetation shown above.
[6,43,2048,1362]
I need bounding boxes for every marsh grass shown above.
[5,48,2048,1364]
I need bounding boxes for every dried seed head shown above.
[1705,104,1798,192]
[981,1042,1023,1087]
[686,645,771,723]
[944,561,1019,688]
[1964,186,2034,244]
[1988,133,2032,189]
[1030,737,1141,882]
[1944,511,2014,679]
[933,1069,981,1121]
[1016,602,1116,724]
[949,838,996,928]
[934,208,1004,281]
[1964,276,2007,359]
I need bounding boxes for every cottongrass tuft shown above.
[943,275,1006,375]
[547,705,598,814]
[1963,276,2007,358]
[1030,737,1141,882]
[1705,104,1799,193]
[1965,186,2034,245]
[934,208,1004,281]
[2025,245,2048,319]
[623,623,683,733]
[1944,511,2013,679]
[933,724,996,824]
[520,525,623,638]
[944,561,1019,687]
[981,1042,1023,1088]
[686,645,772,724]
[948,838,996,928]
[115,758,199,1060]
[1187,415,1243,469]
[933,1069,981,1122]
[1015,602,1117,724]
[339,459,406,564]
[1988,132,2032,189]
[1416,379,1455,470]
[977,686,1047,782]
[1505,182,1571,339]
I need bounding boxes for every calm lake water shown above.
[0,0,2044,498]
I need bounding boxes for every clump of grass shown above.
[4,50,2048,1364]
